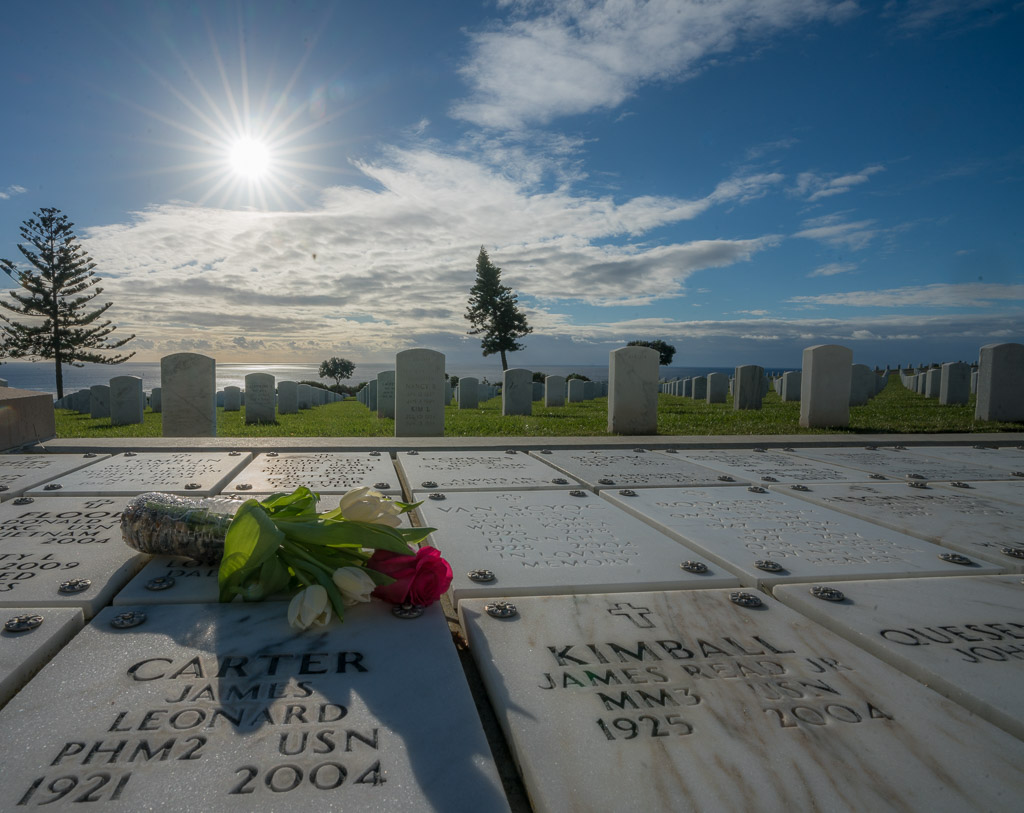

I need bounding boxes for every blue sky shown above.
[1,0,1021,370]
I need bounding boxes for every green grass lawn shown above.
[53,376,1023,438]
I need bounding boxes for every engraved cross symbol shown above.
[608,603,655,628]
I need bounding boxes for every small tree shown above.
[318,357,355,386]
[0,208,134,399]
[627,339,676,366]
[465,247,532,371]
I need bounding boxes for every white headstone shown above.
[376,371,396,419]
[501,368,532,416]
[297,384,313,410]
[161,353,216,437]
[243,373,275,425]
[608,346,658,434]
[849,364,875,406]
[460,589,1024,812]
[690,376,707,400]
[924,368,941,399]
[89,385,110,419]
[800,344,852,428]
[567,379,585,403]
[780,370,801,401]
[278,381,298,414]
[938,362,970,405]
[109,376,144,426]
[395,349,445,437]
[544,375,565,407]
[733,365,763,410]
[457,377,478,409]
[149,386,162,413]
[223,385,242,412]
[975,342,1024,421]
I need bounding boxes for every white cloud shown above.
[453,0,860,128]
[884,0,1014,32]
[76,147,780,360]
[0,185,28,200]
[792,164,884,201]
[808,261,857,277]
[788,283,1024,308]
[793,212,880,249]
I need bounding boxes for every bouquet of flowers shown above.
[122,486,452,630]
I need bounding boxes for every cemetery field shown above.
[52,376,1022,437]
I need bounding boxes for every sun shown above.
[228,137,272,179]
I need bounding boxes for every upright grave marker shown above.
[501,368,532,416]
[706,372,728,404]
[243,373,276,425]
[110,376,144,426]
[376,370,395,419]
[161,353,216,437]
[975,342,1024,421]
[223,386,242,412]
[780,370,801,401]
[395,348,445,437]
[89,385,110,419]
[733,365,763,410]
[607,346,658,434]
[800,344,851,428]
[457,377,478,409]
[544,375,565,407]
[277,381,298,414]
[939,361,970,405]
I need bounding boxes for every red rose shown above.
[368,546,452,606]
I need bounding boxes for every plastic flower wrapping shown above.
[122,486,452,629]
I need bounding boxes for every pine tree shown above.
[464,247,532,371]
[0,208,135,398]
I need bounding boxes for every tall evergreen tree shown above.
[464,247,532,371]
[0,208,135,398]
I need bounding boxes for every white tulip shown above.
[287,585,332,630]
[337,487,403,527]
[332,567,376,605]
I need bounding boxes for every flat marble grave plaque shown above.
[0,454,110,500]
[397,451,581,492]
[0,601,509,812]
[769,480,1024,572]
[785,445,1016,483]
[600,487,1002,588]
[674,449,870,484]
[900,444,1024,471]
[773,575,1024,741]
[221,453,401,496]
[1,606,83,707]
[932,478,1024,506]
[460,589,1024,813]
[0,496,147,617]
[527,449,748,490]
[413,489,740,603]
[25,452,253,497]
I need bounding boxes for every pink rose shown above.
[368,546,453,606]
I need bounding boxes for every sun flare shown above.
[228,137,271,179]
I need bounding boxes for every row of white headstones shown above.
[53,341,1024,436]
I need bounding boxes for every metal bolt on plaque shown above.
[43,483,62,491]
[730,592,762,608]
[428,492,446,500]
[782,447,795,452]
[908,481,929,489]
[485,600,518,618]
[811,585,845,602]
[407,450,419,455]
[229,451,242,456]
[754,560,784,573]
[5,614,43,633]
[568,490,587,497]
[939,552,974,566]
[864,445,878,451]
[13,496,34,505]
[266,452,279,457]
[540,449,552,454]
[368,451,380,456]
[467,569,496,583]
[790,484,810,492]
[1000,547,1024,560]
[950,481,972,488]
[58,578,91,594]
[146,576,176,591]
[235,483,253,491]
[421,481,438,489]
[110,611,147,629]
[184,483,202,490]
[752,447,767,453]
[123,451,138,457]
[505,449,517,455]
[664,448,678,454]
[83,453,97,458]
[373,482,390,490]
[551,478,569,485]
[907,473,926,480]
[632,448,647,453]
[747,486,767,494]
[680,561,708,574]
[892,445,907,451]
[761,476,778,482]
[597,478,615,485]
[717,475,734,482]
[618,489,637,497]
[869,473,887,480]
[1012,471,1024,478]
[392,603,425,619]
[0,485,7,492]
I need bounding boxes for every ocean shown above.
[1,360,741,398]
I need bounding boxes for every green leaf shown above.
[275,517,416,554]
[258,555,291,597]
[217,500,286,603]
[260,487,320,518]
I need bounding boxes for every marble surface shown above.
[460,589,1024,813]
[768,480,1024,571]
[674,449,871,484]
[25,452,253,497]
[0,606,83,707]
[414,489,740,602]
[220,452,402,496]
[0,454,110,500]
[773,575,1024,740]
[527,449,747,490]
[785,445,1018,482]
[397,451,580,492]
[931,478,1024,506]
[600,486,1003,588]
[0,601,509,812]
